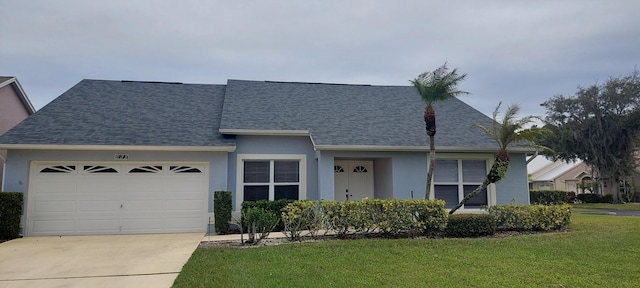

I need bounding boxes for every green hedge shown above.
[281,199,449,240]
[488,204,572,231]
[241,199,296,231]
[213,191,232,234]
[577,193,613,203]
[529,190,570,205]
[0,192,23,239]
[445,214,496,237]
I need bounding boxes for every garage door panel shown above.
[165,180,206,190]
[34,200,75,213]
[166,200,205,210]
[166,216,206,230]
[29,162,209,236]
[77,219,120,233]
[123,200,165,211]
[31,220,76,234]
[78,200,121,211]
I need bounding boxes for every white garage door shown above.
[27,162,209,236]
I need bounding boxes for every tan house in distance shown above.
[0,76,36,189]
[528,156,640,198]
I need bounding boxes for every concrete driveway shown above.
[0,233,203,288]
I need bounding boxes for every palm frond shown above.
[411,63,469,105]
[475,102,552,151]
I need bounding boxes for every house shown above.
[0,76,36,189]
[528,156,640,198]
[528,157,590,192]
[0,79,533,236]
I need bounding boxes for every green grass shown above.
[173,214,640,287]
[572,203,640,211]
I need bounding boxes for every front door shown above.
[334,160,374,200]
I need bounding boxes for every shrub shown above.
[241,199,295,231]
[576,193,602,203]
[601,194,613,203]
[445,214,496,237]
[281,200,324,240]
[529,190,570,205]
[242,207,280,245]
[283,199,448,239]
[0,192,23,239]
[213,191,232,234]
[488,204,571,231]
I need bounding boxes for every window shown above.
[40,165,76,173]
[84,165,118,173]
[434,159,488,209]
[237,154,306,208]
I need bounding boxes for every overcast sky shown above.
[1,1,639,118]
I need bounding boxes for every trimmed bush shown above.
[242,207,280,244]
[282,199,448,240]
[0,192,23,239]
[529,190,570,205]
[445,214,496,237]
[488,204,571,231]
[241,199,295,231]
[576,193,602,203]
[213,191,232,234]
[601,194,613,204]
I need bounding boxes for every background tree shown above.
[540,70,640,202]
[449,103,549,214]
[411,63,468,199]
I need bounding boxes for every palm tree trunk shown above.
[425,135,435,199]
[449,177,491,214]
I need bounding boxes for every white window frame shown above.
[236,154,307,211]
[431,154,496,210]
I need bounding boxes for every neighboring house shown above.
[0,79,533,236]
[528,156,640,197]
[0,76,36,190]
[528,157,589,192]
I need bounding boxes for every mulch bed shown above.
[199,228,573,249]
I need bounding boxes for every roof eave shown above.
[314,145,535,153]
[219,129,310,136]
[0,77,36,114]
[0,144,236,152]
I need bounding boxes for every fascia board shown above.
[0,144,236,152]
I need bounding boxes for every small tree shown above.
[411,63,468,198]
[449,103,550,214]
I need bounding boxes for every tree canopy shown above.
[540,70,640,199]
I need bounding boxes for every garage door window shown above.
[129,166,162,173]
[40,165,76,173]
[84,165,118,173]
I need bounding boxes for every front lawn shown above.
[173,214,640,287]
[572,203,640,211]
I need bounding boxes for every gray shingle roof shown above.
[0,79,235,148]
[220,80,499,149]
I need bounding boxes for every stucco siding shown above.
[0,84,31,189]
[495,153,530,204]
[3,149,229,215]
[317,150,428,200]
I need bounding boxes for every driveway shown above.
[0,233,203,288]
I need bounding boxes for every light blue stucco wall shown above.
[317,150,428,200]
[227,135,318,209]
[495,153,530,205]
[3,149,229,215]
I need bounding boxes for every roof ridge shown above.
[120,80,183,85]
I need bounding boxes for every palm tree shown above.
[411,63,468,199]
[449,102,551,214]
